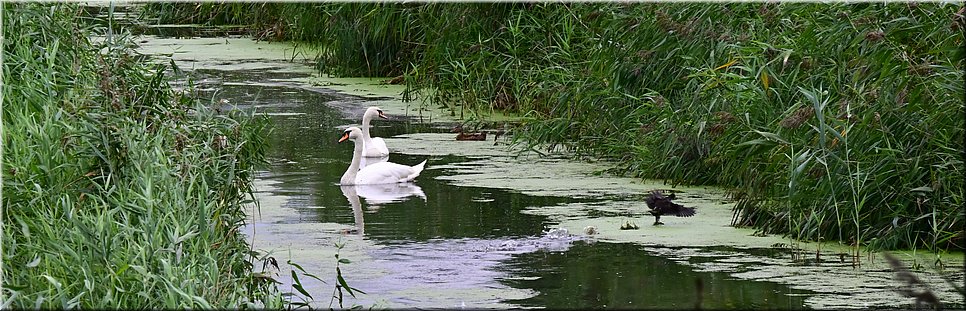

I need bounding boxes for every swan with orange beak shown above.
[361,107,390,157]
[339,127,426,185]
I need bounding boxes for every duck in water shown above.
[644,190,696,225]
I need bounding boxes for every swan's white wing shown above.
[355,160,426,184]
[359,154,389,169]
[362,138,390,157]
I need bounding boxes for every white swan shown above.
[361,107,390,157]
[359,154,389,170]
[339,127,426,185]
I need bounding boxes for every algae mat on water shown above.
[135,36,479,123]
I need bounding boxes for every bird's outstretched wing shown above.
[674,206,697,217]
[647,190,696,217]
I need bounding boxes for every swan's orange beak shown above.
[338,132,350,143]
[378,111,389,120]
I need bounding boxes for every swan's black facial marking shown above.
[377,109,388,120]
[338,129,352,143]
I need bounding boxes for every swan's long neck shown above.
[361,113,375,145]
[340,139,364,185]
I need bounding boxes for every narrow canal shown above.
[132,24,963,310]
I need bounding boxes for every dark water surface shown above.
[502,242,806,309]
[181,65,812,309]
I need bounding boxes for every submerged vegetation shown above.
[2,3,276,308]
[140,3,964,253]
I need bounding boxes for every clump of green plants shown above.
[2,3,274,308]
[253,239,366,310]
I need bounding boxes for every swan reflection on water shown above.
[340,183,426,235]
[356,183,426,205]
[340,185,366,235]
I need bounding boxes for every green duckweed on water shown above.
[136,36,315,72]
[135,34,492,123]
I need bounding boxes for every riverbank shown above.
[2,3,274,308]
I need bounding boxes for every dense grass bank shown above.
[141,3,964,252]
[2,3,279,308]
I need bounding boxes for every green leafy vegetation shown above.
[140,3,964,252]
[2,3,276,308]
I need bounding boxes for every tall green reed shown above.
[3,3,273,308]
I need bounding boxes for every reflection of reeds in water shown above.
[883,253,942,310]
[694,277,704,310]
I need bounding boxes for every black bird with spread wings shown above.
[644,190,696,225]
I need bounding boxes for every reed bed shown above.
[2,3,278,308]
[141,3,964,252]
